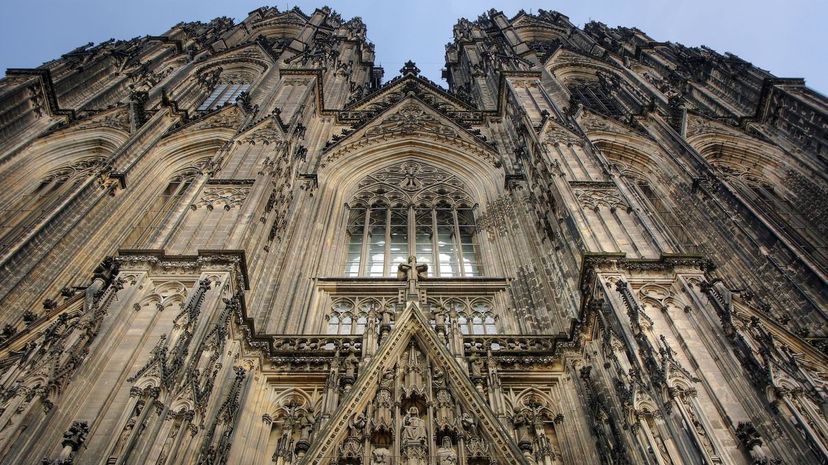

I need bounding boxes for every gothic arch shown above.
[546,50,622,86]
[592,137,699,253]
[250,21,306,42]
[115,132,229,249]
[320,142,502,209]
[689,132,793,183]
[269,388,321,418]
[690,132,828,266]
[191,51,270,87]
[505,387,557,417]
[592,137,673,182]
[0,128,126,204]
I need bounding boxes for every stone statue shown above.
[398,256,428,300]
[111,400,144,457]
[84,257,119,312]
[460,412,476,434]
[436,436,458,465]
[371,446,391,464]
[433,366,446,387]
[435,389,456,431]
[342,351,359,386]
[469,354,484,378]
[373,389,393,430]
[402,407,427,445]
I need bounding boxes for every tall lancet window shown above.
[344,161,481,278]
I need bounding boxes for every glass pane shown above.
[345,253,361,277]
[456,208,475,226]
[472,316,484,335]
[327,316,339,335]
[389,225,408,271]
[458,316,469,335]
[344,207,366,276]
[389,208,408,274]
[198,84,226,111]
[215,84,239,106]
[367,222,386,277]
[485,316,497,335]
[437,225,457,277]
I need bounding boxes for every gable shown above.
[300,302,529,465]
[320,97,499,169]
[345,75,479,117]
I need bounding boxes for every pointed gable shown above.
[300,302,529,465]
[167,104,245,137]
[321,97,500,169]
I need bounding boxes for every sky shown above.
[0,1,826,94]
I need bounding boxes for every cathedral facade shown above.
[0,5,826,465]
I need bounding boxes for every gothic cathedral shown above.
[0,6,826,465]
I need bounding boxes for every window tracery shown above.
[124,169,199,248]
[325,297,397,335]
[344,161,481,278]
[0,158,102,252]
[429,296,498,335]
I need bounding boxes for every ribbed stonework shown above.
[0,6,826,465]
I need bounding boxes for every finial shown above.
[400,60,420,76]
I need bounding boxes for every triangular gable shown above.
[167,104,245,136]
[300,302,529,464]
[577,108,637,136]
[685,113,748,140]
[346,74,478,116]
[540,118,584,145]
[50,106,132,136]
[235,116,286,146]
[321,97,499,168]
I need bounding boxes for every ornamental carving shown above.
[193,186,250,210]
[237,123,284,145]
[350,160,474,208]
[574,187,629,211]
[366,103,457,139]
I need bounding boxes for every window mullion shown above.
[431,208,439,277]
[384,208,391,276]
[359,208,370,276]
[408,205,415,259]
[452,207,465,277]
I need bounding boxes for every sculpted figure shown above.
[436,436,458,465]
[460,412,476,434]
[373,388,393,430]
[435,389,456,430]
[402,407,427,445]
[371,447,391,465]
[111,400,144,457]
[84,257,120,312]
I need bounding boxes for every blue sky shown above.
[1,1,826,94]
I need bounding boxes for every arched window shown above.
[0,158,101,252]
[326,297,389,335]
[343,161,481,278]
[197,83,251,112]
[430,297,498,335]
[124,170,198,248]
